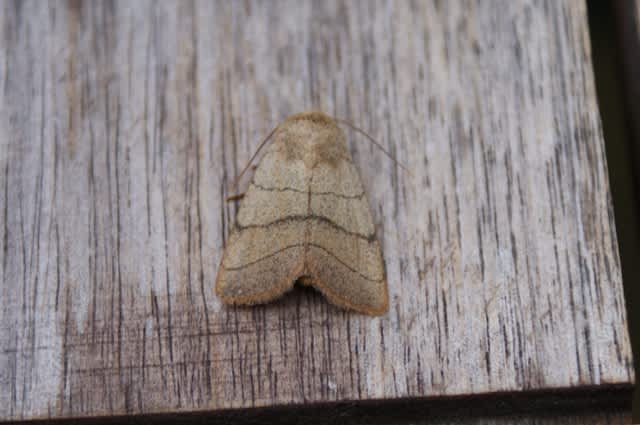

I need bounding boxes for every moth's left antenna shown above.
[228,125,279,195]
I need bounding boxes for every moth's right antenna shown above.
[334,117,413,176]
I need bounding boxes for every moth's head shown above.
[274,111,347,168]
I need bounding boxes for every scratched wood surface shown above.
[0,0,634,422]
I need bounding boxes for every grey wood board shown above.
[0,0,634,421]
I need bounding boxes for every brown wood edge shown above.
[7,383,633,424]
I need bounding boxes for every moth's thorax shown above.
[274,112,348,168]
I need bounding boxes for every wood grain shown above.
[0,0,634,422]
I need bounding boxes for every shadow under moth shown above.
[215,111,389,315]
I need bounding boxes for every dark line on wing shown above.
[224,242,381,282]
[308,242,383,282]
[224,243,304,271]
[236,214,376,242]
[251,182,365,200]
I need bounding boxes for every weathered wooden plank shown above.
[0,0,633,422]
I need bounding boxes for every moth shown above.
[215,111,388,315]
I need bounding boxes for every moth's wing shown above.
[215,149,309,305]
[306,158,388,315]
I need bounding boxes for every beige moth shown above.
[215,111,388,315]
